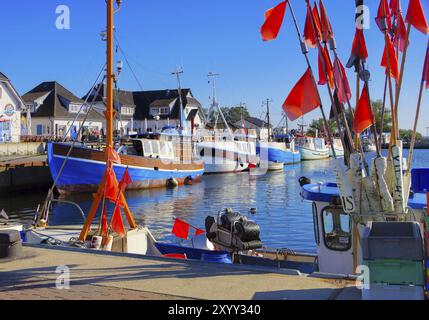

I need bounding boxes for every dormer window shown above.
[150,107,169,116]
[69,104,88,113]
[121,106,134,116]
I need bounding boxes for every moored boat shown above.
[296,136,330,160]
[328,138,345,157]
[48,129,204,194]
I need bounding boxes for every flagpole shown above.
[304,0,355,164]
[318,0,373,173]
[287,0,337,159]
[378,75,388,150]
[406,39,429,175]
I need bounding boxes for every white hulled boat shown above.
[296,136,330,160]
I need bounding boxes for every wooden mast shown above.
[79,0,136,242]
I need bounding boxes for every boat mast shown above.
[106,0,114,149]
[172,68,185,131]
[265,98,272,142]
[208,72,233,138]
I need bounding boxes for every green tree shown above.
[399,129,423,142]
[307,118,336,137]
[207,106,250,126]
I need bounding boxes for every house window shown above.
[151,107,169,116]
[36,125,45,135]
[121,106,134,116]
[69,104,88,114]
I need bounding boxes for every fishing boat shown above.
[296,136,330,160]
[195,73,258,174]
[361,136,377,153]
[256,99,301,170]
[48,128,204,194]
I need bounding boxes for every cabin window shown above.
[321,206,352,252]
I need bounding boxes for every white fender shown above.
[334,158,356,213]
[374,157,395,212]
[391,142,405,213]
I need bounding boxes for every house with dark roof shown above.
[22,81,104,139]
[0,72,26,142]
[234,117,272,140]
[84,84,205,134]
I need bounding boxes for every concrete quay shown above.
[0,245,361,300]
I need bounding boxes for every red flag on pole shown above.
[107,146,121,164]
[394,12,410,52]
[260,1,288,41]
[390,0,400,13]
[381,36,400,82]
[119,168,132,192]
[353,85,374,134]
[346,29,368,69]
[282,68,321,121]
[304,6,320,48]
[110,206,126,237]
[172,218,190,240]
[319,0,333,43]
[375,0,393,32]
[333,57,352,104]
[195,228,205,236]
[105,167,120,203]
[101,203,108,236]
[406,0,429,35]
[422,44,429,89]
[317,45,335,89]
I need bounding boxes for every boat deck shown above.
[0,245,361,300]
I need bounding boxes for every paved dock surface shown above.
[0,246,361,300]
[0,155,47,168]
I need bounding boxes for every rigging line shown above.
[36,81,106,224]
[62,64,107,142]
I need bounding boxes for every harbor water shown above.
[3,149,429,254]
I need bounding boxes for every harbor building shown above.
[22,81,104,140]
[0,72,26,143]
[85,85,206,134]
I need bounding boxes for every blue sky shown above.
[1,0,429,135]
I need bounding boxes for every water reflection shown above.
[2,149,429,254]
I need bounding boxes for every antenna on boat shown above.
[207,72,233,138]
[172,68,185,132]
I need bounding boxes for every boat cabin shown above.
[301,169,428,276]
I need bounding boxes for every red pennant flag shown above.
[110,206,126,237]
[381,36,400,82]
[282,68,321,121]
[119,168,132,192]
[422,44,429,89]
[394,12,410,52]
[107,146,121,164]
[105,167,120,203]
[260,1,288,41]
[318,45,335,89]
[346,29,368,68]
[172,218,190,240]
[304,6,320,48]
[406,0,429,34]
[333,57,352,104]
[319,0,333,43]
[353,85,374,134]
[101,203,108,236]
[376,0,393,32]
[390,0,399,13]
[195,228,205,236]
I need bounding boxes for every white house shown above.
[234,117,272,141]
[0,72,25,143]
[85,85,206,135]
[22,81,104,140]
